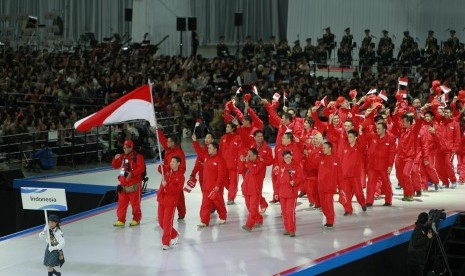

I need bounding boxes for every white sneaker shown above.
[218,219,226,224]
[162,245,170,250]
[170,237,178,246]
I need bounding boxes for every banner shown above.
[20,187,68,211]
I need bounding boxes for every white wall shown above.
[132,0,193,56]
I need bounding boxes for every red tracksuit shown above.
[340,135,367,214]
[318,153,343,225]
[278,161,303,234]
[192,141,208,191]
[265,102,303,147]
[418,123,441,186]
[366,131,396,205]
[393,113,422,197]
[302,144,322,207]
[436,118,460,186]
[273,142,302,200]
[112,151,145,223]
[219,132,242,201]
[239,159,266,229]
[253,141,274,210]
[157,169,184,246]
[200,153,228,225]
[458,128,465,183]
[234,107,264,153]
[157,129,186,218]
[297,128,320,196]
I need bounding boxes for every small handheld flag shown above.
[398,77,408,87]
[194,118,201,132]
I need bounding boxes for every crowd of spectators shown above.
[0,31,465,163]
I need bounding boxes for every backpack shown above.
[132,152,147,179]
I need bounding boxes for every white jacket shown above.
[39,225,65,251]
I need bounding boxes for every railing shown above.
[0,116,180,168]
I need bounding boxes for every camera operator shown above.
[407,212,433,276]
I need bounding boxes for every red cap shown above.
[336,96,346,106]
[349,89,357,99]
[458,90,465,100]
[123,140,134,148]
[432,80,440,89]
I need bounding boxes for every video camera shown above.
[428,209,446,225]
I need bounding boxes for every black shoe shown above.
[324,224,334,229]
[178,216,185,220]
[366,203,373,207]
[289,232,296,237]
[362,206,367,212]
[283,232,290,236]
[343,211,352,216]
[383,202,392,206]
[414,190,422,197]
[298,192,306,198]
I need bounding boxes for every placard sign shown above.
[20,187,68,211]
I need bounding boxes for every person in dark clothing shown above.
[408,212,433,276]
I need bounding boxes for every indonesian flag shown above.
[440,85,451,94]
[366,88,377,95]
[74,85,156,132]
[284,91,288,99]
[378,90,388,101]
[195,118,201,127]
[273,92,281,101]
[235,86,243,95]
[251,84,259,97]
[321,96,329,106]
[398,77,408,86]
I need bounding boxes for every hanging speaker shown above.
[234,13,243,27]
[188,17,197,31]
[125,9,132,22]
[176,17,186,31]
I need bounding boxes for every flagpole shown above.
[148,80,165,179]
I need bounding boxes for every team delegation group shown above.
[111,83,465,250]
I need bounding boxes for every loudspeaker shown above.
[188,17,197,31]
[176,17,186,31]
[125,8,132,22]
[0,169,25,189]
[234,13,243,27]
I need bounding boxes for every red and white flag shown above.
[366,88,377,95]
[74,85,156,132]
[251,84,259,96]
[272,92,281,101]
[440,85,451,94]
[195,118,201,127]
[321,96,329,106]
[398,77,408,86]
[235,86,243,95]
[283,91,288,99]
[378,90,388,101]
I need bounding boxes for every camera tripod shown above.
[428,222,453,276]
